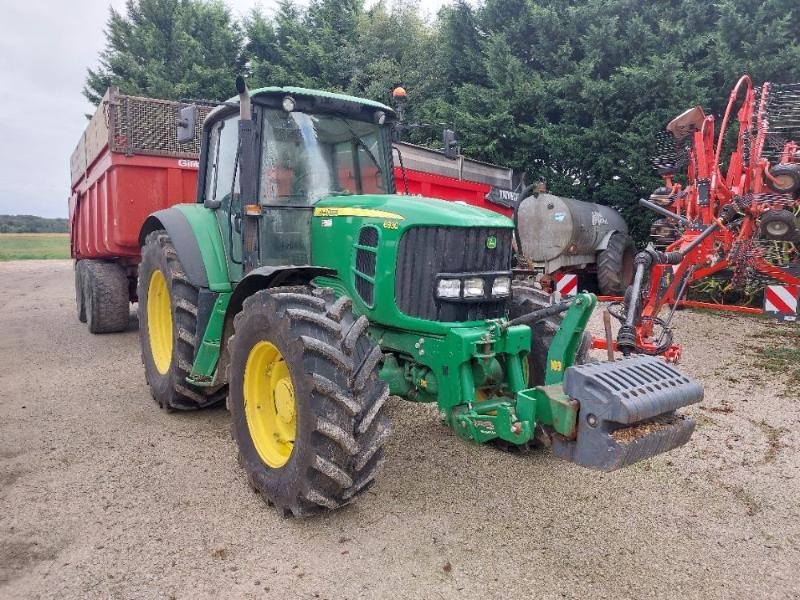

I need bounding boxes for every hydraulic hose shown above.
[616,248,682,356]
[505,301,571,328]
[392,145,409,195]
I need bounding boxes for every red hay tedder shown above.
[597,75,800,361]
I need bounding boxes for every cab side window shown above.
[204,115,240,209]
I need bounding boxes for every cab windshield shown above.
[260,109,391,206]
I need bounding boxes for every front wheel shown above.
[228,288,390,517]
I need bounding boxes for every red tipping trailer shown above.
[392,141,515,216]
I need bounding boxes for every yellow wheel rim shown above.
[147,270,173,375]
[244,341,296,468]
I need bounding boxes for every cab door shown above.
[203,114,244,281]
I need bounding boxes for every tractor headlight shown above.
[491,276,511,297]
[463,277,485,297]
[437,278,462,299]
[281,96,296,112]
[374,110,387,125]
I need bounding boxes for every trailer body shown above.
[70,153,200,262]
[392,141,515,216]
[69,88,209,267]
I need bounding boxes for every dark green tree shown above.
[84,0,244,104]
[245,1,318,88]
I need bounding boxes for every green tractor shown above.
[136,79,702,516]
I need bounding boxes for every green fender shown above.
[139,204,231,293]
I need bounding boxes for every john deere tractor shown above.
[136,79,703,516]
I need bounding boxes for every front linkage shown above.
[187,289,703,471]
[374,292,703,471]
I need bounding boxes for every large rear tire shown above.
[137,230,224,410]
[229,288,390,517]
[83,260,130,333]
[597,232,635,296]
[510,283,591,386]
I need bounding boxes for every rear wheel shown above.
[75,260,87,323]
[229,288,390,517]
[597,232,635,296]
[83,260,130,333]
[510,283,591,386]
[137,230,224,410]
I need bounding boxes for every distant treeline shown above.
[0,215,69,233]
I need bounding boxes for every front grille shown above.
[395,226,512,321]
[356,248,377,275]
[359,226,379,247]
[354,226,378,306]
[356,274,374,305]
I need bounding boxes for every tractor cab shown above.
[189,82,396,273]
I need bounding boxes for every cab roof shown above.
[207,86,394,122]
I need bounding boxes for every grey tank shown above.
[516,193,628,273]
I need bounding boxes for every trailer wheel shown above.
[228,288,390,517]
[75,261,87,323]
[137,230,225,410]
[83,260,130,334]
[597,232,635,296]
[510,283,591,386]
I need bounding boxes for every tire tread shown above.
[229,287,390,517]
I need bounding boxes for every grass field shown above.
[0,233,70,260]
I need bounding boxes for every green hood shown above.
[313,194,514,229]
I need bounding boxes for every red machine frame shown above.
[597,76,800,361]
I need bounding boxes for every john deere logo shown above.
[486,236,497,249]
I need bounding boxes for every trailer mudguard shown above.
[139,205,231,293]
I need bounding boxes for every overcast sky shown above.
[0,0,450,218]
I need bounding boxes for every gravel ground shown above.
[1,260,798,599]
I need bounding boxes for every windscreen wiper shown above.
[338,118,384,177]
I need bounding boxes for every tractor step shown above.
[551,355,703,471]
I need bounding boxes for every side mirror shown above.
[177,104,198,144]
[443,128,458,160]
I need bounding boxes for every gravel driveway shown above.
[1,260,798,599]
